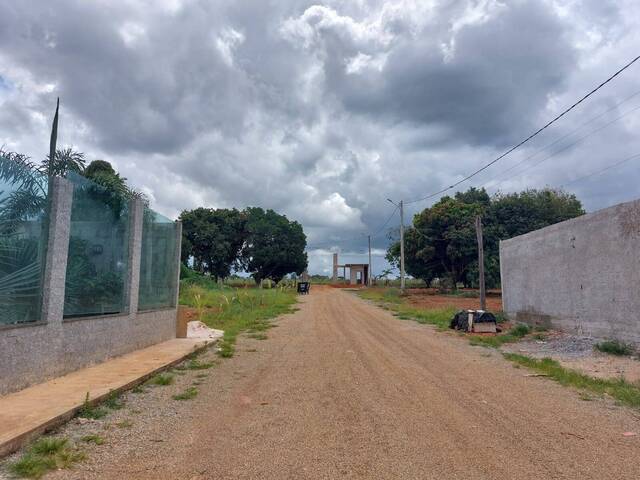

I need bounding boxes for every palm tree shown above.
[0,148,86,229]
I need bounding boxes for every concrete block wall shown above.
[0,178,181,396]
[500,198,640,346]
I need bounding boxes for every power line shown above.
[485,102,640,188]
[561,152,640,189]
[371,205,399,238]
[405,53,640,205]
[479,89,640,188]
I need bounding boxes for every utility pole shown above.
[367,234,372,286]
[387,198,406,292]
[475,215,486,311]
[399,200,405,292]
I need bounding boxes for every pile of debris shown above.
[450,310,497,333]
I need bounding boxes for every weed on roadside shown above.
[103,391,124,410]
[147,373,174,386]
[185,358,215,370]
[173,387,198,401]
[8,437,85,479]
[77,393,107,420]
[595,340,634,356]
[470,324,531,348]
[131,385,146,394]
[81,434,104,445]
[504,353,640,409]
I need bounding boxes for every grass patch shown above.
[8,438,84,479]
[81,434,104,445]
[357,289,455,330]
[77,393,107,420]
[147,373,174,386]
[395,305,457,330]
[595,339,634,356]
[179,279,297,358]
[173,387,198,401]
[504,353,640,409]
[469,323,531,348]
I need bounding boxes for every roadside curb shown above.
[0,338,214,458]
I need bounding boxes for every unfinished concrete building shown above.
[332,253,369,286]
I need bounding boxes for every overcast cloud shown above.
[1,0,639,275]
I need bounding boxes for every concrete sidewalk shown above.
[0,338,211,457]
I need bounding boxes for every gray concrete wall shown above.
[500,199,640,346]
[0,181,179,396]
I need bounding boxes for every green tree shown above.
[179,208,247,281]
[387,195,484,288]
[239,207,307,284]
[387,187,584,289]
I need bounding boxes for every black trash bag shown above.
[450,310,469,330]
[475,311,497,324]
[449,310,497,330]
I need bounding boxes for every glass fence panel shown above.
[0,154,49,325]
[138,209,178,311]
[63,172,130,317]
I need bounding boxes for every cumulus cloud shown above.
[1,0,640,276]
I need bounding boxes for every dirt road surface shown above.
[53,287,640,479]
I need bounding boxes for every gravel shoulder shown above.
[5,287,640,479]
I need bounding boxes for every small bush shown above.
[510,324,531,338]
[493,311,507,324]
[596,340,634,356]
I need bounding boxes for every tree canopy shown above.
[179,208,247,281]
[387,187,584,288]
[239,208,307,284]
[180,206,308,284]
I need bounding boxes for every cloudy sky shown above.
[1,0,639,275]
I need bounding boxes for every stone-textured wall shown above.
[500,199,640,346]
[0,179,180,396]
[0,309,176,396]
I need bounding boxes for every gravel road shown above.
[50,287,640,479]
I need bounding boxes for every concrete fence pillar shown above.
[125,198,145,315]
[40,177,73,325]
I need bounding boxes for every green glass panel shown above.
[138,209,178,311]
[0,154,49,324]
[63,172,129,317]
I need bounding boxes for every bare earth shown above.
[49,287,639,479]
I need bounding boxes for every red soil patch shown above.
[405,290,502,311]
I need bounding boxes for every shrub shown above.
[595,340,634,356]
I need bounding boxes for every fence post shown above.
[40,177,73,325]
[125,198,145,315]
